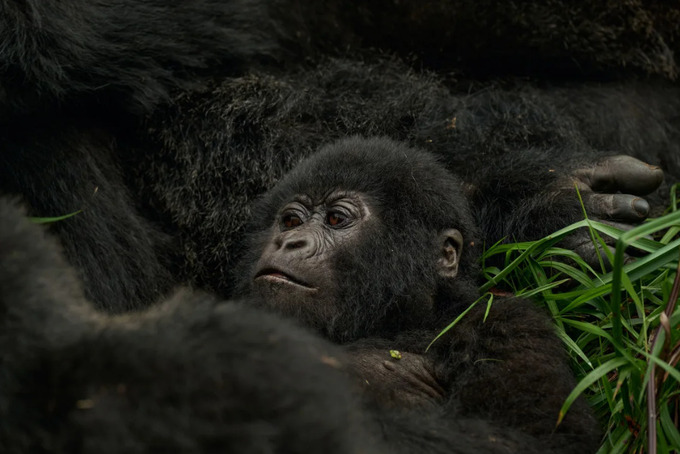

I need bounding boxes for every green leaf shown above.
[28,210,82,224]
[557,357,629,426]
[660,403,680,449]
[426,293,491,351]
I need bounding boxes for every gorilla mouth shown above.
[255,268,315,289]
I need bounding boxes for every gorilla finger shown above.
[561,235,634,270]
[581,220,635,247]
[395,371,445,399]
[410,370,446,397]
[586,193,650,221]
[594,219,654,240]
[576,155,663,195]
[592,219,653,257]
[597,219,637,232]
[382,359,445,398]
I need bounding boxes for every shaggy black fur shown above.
[0,197,377,453]
[3,0,680,118]
[2,0,678,310]
[0,2,675,451]
[138,58,680,298]
[236,137,482,340]
[0,124,176,312]
[235,137,601,453]
[0,0,283,116]
[0,198,555,454]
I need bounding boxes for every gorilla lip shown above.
[255,268,314,289]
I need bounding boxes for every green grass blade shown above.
[426,293,492,351]
[557,357,629,425]
[28,210,82,224]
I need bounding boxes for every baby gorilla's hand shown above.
[344,348,445,409]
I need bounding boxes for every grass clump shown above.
[479,185,680,454]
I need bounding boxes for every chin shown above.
[252,278,338,331]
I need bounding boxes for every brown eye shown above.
[327,212,346,227]
[283,214,302,229]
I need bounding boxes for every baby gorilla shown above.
[237,136,602,453]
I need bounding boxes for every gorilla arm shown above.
[435,298,600,450]
[0,0,285,117]
[341,341,550,454]
[343,299,601,453]
[467,151,663,267]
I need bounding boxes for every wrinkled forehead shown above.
[288,189,375,209]
[258,138,469,230]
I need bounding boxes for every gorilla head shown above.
[237,137,480,342]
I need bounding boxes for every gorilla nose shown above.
[282,238,308,250]
[275,231,317,258]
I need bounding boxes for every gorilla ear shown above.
[437,229,463,279]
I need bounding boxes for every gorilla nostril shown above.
[283,239,307,250]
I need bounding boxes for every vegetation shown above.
[478,185,680,453]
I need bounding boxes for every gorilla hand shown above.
[565,155,664,267]
[345,348,446,409]
[573,155,663,221]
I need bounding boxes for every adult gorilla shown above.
[0,0,673,313]
[236,137,601,453]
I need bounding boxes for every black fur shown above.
[3,0,679,118]
[329,1,680,80]
[237,137,480,341]
[0,2,675,451]
[0,197,382,453]
[138,58,680,298]
[2,1,679,310]
[0,124,176,312]
[236,138,601,453]
[1,197,559,453]
[0,0,281,116]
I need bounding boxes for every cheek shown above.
[244,231,276,272]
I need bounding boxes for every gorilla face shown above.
[251,191,376,327]
[237,137,475,342]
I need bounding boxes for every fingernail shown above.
[632,198,649,217]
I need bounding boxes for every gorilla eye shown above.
[282,214,303,229]
[326,212,347,227]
